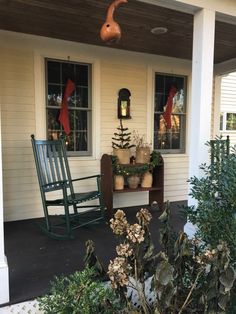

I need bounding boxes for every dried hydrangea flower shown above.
[194,249,216,265]
[116,243,133,257]
[126,223,145,243]
[136,208,152,226]
[108,257,131,289]
[110,209,129,235]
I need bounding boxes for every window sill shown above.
[162,153,189,158]
[68,156,97,161]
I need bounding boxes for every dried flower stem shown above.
[134,259,150,314]
[178,270,203,314]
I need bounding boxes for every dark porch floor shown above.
[4,201,187,306]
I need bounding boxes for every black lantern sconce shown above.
[117,88,131,119]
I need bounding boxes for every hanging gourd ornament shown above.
[100,0,127,44]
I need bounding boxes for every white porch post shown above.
[0,109,9,304]
[185,8,216,237]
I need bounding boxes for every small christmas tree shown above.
[112,120,135,149]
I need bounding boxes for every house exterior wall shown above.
[0,30,192,221]
[220,72,236,146]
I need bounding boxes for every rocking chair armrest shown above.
[71,174,101,182]
[42,180,68,190]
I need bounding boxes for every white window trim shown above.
[34,51,101,160]
[147,66,190,155]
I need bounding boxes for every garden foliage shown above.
[38,139,236,314]
[38,205,235,313]
[186,139,236,260]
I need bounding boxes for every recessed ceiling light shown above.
[151,27,168,35]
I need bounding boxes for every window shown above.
[45,58,92,156]
[220,112,236,131]
[154,73,187,153]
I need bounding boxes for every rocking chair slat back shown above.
[32,138,73,192]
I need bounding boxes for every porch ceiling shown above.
[0,0,236,64]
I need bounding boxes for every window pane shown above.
[47,108,61,140]
[65,88,75,108]
[47,61,60,84]
[172,89,184,113]
[76,132,88,151]
[62,63,75,84]
[75,65,88,86]
[47,84,61,107]
[76,86,88,108]
[155,75,164,93]
[155,93,165,112]
[65,133,75,151]
[76,110,88,131]
[226,113,236,130]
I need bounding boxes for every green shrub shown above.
[186,139,236,261]
[186,138,236,313]
[38,267,123,314]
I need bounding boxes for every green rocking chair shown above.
[31,135,105,239]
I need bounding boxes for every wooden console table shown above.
[101,154,164,218]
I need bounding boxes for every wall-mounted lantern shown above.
[118,88,131,119]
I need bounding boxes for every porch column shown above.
[185,8,216,237]
[0,109,9,304]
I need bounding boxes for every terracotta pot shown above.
[141,172,153,188]
[136,147,151,164]
[114,175,124,190]
[127,175,140,189]
[113,148,130,164]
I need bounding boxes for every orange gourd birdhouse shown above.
[100,0,127,44]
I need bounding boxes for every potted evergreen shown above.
[112,120,134,164]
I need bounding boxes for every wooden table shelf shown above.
[114,186,162,193]
[101,154,164,218]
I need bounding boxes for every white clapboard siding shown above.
[0,46,37,221]
[220,72,236,147]
[163,155,189,202]
[1,31,191,221]
[221,72,236,110]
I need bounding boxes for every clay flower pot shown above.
[114,175,124,190]
[141,172,153,188]
[136,147,151,164]
[127,175,140,189]
[113,148,130,164]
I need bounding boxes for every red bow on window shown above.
[162,86,177,129]
[58,79,75,135]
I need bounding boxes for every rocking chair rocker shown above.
[31,135,105,239]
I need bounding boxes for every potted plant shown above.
[112,157,149,189]
[141,150,162,188]
[132,131,152,164]
[112,151,162,189]
[112,156,125,190]
[112,120,135,164]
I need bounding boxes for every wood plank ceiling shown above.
[0,0,236,64]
